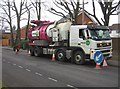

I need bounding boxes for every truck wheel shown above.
[74,51,85,65]
[34,47,41,57]
[56,50,66,62]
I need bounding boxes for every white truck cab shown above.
[70,25,112,62]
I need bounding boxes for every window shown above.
[79,29,85,39]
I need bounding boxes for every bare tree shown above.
[46,0,84,24]
[31,0,41,20]
[85,0,120,26]
[12,0,27,44]
[0,14,5,30]
[0,0,15,47]
[25,2,32,40]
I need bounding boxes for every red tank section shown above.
[28,20,54,41]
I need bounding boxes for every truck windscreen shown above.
[89,29,111,40]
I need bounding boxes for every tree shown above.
[0,0,15,47]
[47,0,83,24]
[12,0,27,44]
[25,2,32,40]
[85,0,120,26]
[31,0,41,20]
[0,14,5,30]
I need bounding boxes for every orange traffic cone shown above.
[52,50,56,61]
[95,63,101,69]
[102,59,108,68]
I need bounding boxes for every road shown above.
[2,48,118,88]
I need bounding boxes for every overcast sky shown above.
[1,0,120,29]
[33,0,119,26]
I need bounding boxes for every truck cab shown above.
[70,25,112,62]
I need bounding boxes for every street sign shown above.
[94,51,104,64]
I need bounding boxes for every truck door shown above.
[78,29,86,46]
[78,29,90,54]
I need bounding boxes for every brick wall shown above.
[20,28,26,39]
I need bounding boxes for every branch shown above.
[48,10,65,18]
[50,8,66,17]
[53,0,68,13]
[1,6,9,17]
[101,18,105,24]
[70,0,76,12]
[71,0,77,6]
[98,0,106,15]
[63,1,73,19]
[22,7,33,15]
[84,8,103,25]
[12,1,19,17]
[0,16,10,24]
[112,1,120,10]
[30,0,36,8]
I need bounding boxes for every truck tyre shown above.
[34,47,42,57]
[56,49,66,62]
[74,51,85,65]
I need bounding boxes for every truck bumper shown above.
[89,48,112,60]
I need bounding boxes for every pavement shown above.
[1,46,119,67]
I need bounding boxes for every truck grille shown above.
[100,49,111,57]
[101,50,110,53]
[103,54,110,57]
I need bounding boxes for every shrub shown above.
[20,40,29,50]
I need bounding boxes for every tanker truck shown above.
[28,20,112,64]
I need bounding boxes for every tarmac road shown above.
[2,48,118,88]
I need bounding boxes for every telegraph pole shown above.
[82,0,84,25]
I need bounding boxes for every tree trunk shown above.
[15,16,21,44]
[10,25,14,47]
[25,12,30,40]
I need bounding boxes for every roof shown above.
[109,24,120,30]
[58,10,98,25]
[1,30,16,34]
[77,11,98,24]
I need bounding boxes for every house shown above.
[76,11,97,25]
[58,11,97,25]
[20,25,31,39]
[109,24,120,38]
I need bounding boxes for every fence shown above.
[2,39,10,46]
[112,38,120,60]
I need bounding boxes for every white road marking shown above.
[48,77,58,82]
[35,72,42,76]
[67,84,74,88]
[66,84,78,89]
[18,66,23,68]
[13,63,16,66]
[26,69,31,72]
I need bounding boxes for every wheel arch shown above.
[71,47,85,56]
